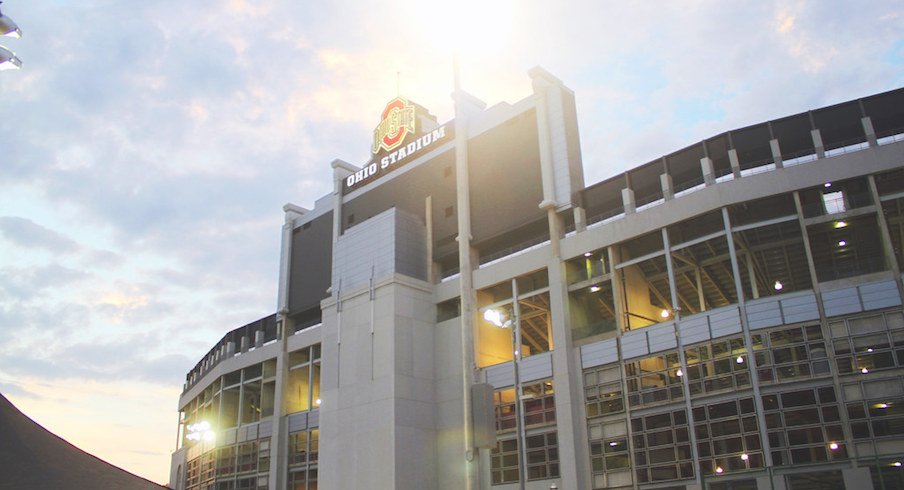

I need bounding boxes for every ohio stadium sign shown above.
[344,97,454,192]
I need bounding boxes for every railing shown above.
[824,137,870,157]
[877,131,904,146]
[479,235,551,267]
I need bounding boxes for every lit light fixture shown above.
[609,441,619,447]
[660,309,670,319]
[584,252,592,257]
[824,182,832,188]
[875,403,889,409]
[315,398,322,406]
[715,466,724,474]
[0,2,21,39]
[0,44,20,70]
[867,347,874,352]
[893,462,902,467]
[676,369,683,377]
[740,453,749,461]
[861,367,870,374]
[838,240,847,247]
[736,356,744,364]
[829,442,840,451]
[186,421,215,443]
[590,285,601,292]
[834,221,848,229]
[483,308,511,328]
[773,280,783,291]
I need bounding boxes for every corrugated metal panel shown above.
[678,315,710,345]
[647,323,677,354]
[859,281,901,311]
[485,363,515,388]
[823,287,862,317]
[781,293,820,324]
[520,352,553,382]
[621,329,649,359]
[223,428,237,446]
[288,412,308,433]
[709,306,742,338]
[746,297,783,330]
[580,338,619,369]
[259,420,273,438]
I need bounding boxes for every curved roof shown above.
[0,393,171,490]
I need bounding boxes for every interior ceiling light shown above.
[660,309,670,318]
[838,240,847,247]
[824,182,833,188]
[0,44,20,70]
[589,285,601,292]
[584,252,592,257]
[835,221,848,228]
[774,280,783,291]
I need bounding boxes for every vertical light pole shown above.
[454,48,480,490]
[511,280,528,490]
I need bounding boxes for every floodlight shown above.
[0,44,20,70]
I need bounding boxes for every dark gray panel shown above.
[288,211,333,315]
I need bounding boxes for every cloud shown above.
[0,217,80,254]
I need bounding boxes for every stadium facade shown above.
[169,68,904,490]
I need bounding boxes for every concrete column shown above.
[863,116,879,147]
[331,159,356,240]
[757,474,787,490]
[530,71,559,211]
[240,335,249,353]
[452,85,486,490]
[225,341,235,357]
[254,330,263,348]
[811,129,826,158]
[545,208,589,490]
[700,157,715,186]
[844,467,875,490]
[622,188,636,214]
[573,206,587,232]
[728,149,741,178]
[660,173,674,201]
[770,138,783,169]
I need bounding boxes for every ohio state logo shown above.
[372,97,416,154]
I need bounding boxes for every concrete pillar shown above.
[660,173,674,200]
[530,70,560,211]
[331,160,356,240]
[728,149,741,178]
[573,206,587,232]
[225,341,235,357]
[700,156,715,186]
[240,335,249,353]
[863,116,879,147]
[811,129,826,158]
[757,474,787,490]
[844,467,874,490]
[770,138,783,169]
[254,329,264,348]
[622,188,636,214]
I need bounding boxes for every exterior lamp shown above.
[0,1,21,71]
[660,309,670,319]
[828,442,840,451]
[740,453,749,461]
[0,8,20,39]
[773,280,783,291]
[0,44,20,70]
[736,356,744,364]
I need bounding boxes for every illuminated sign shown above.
[344,98,454,193]
[372,97,416,154]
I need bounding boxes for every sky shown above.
[0,0,902,485]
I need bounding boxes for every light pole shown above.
[483,278,528,490]
[0,1,22,70]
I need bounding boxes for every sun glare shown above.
[409,0,516,59]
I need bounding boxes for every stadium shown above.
[169,68,904,490]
